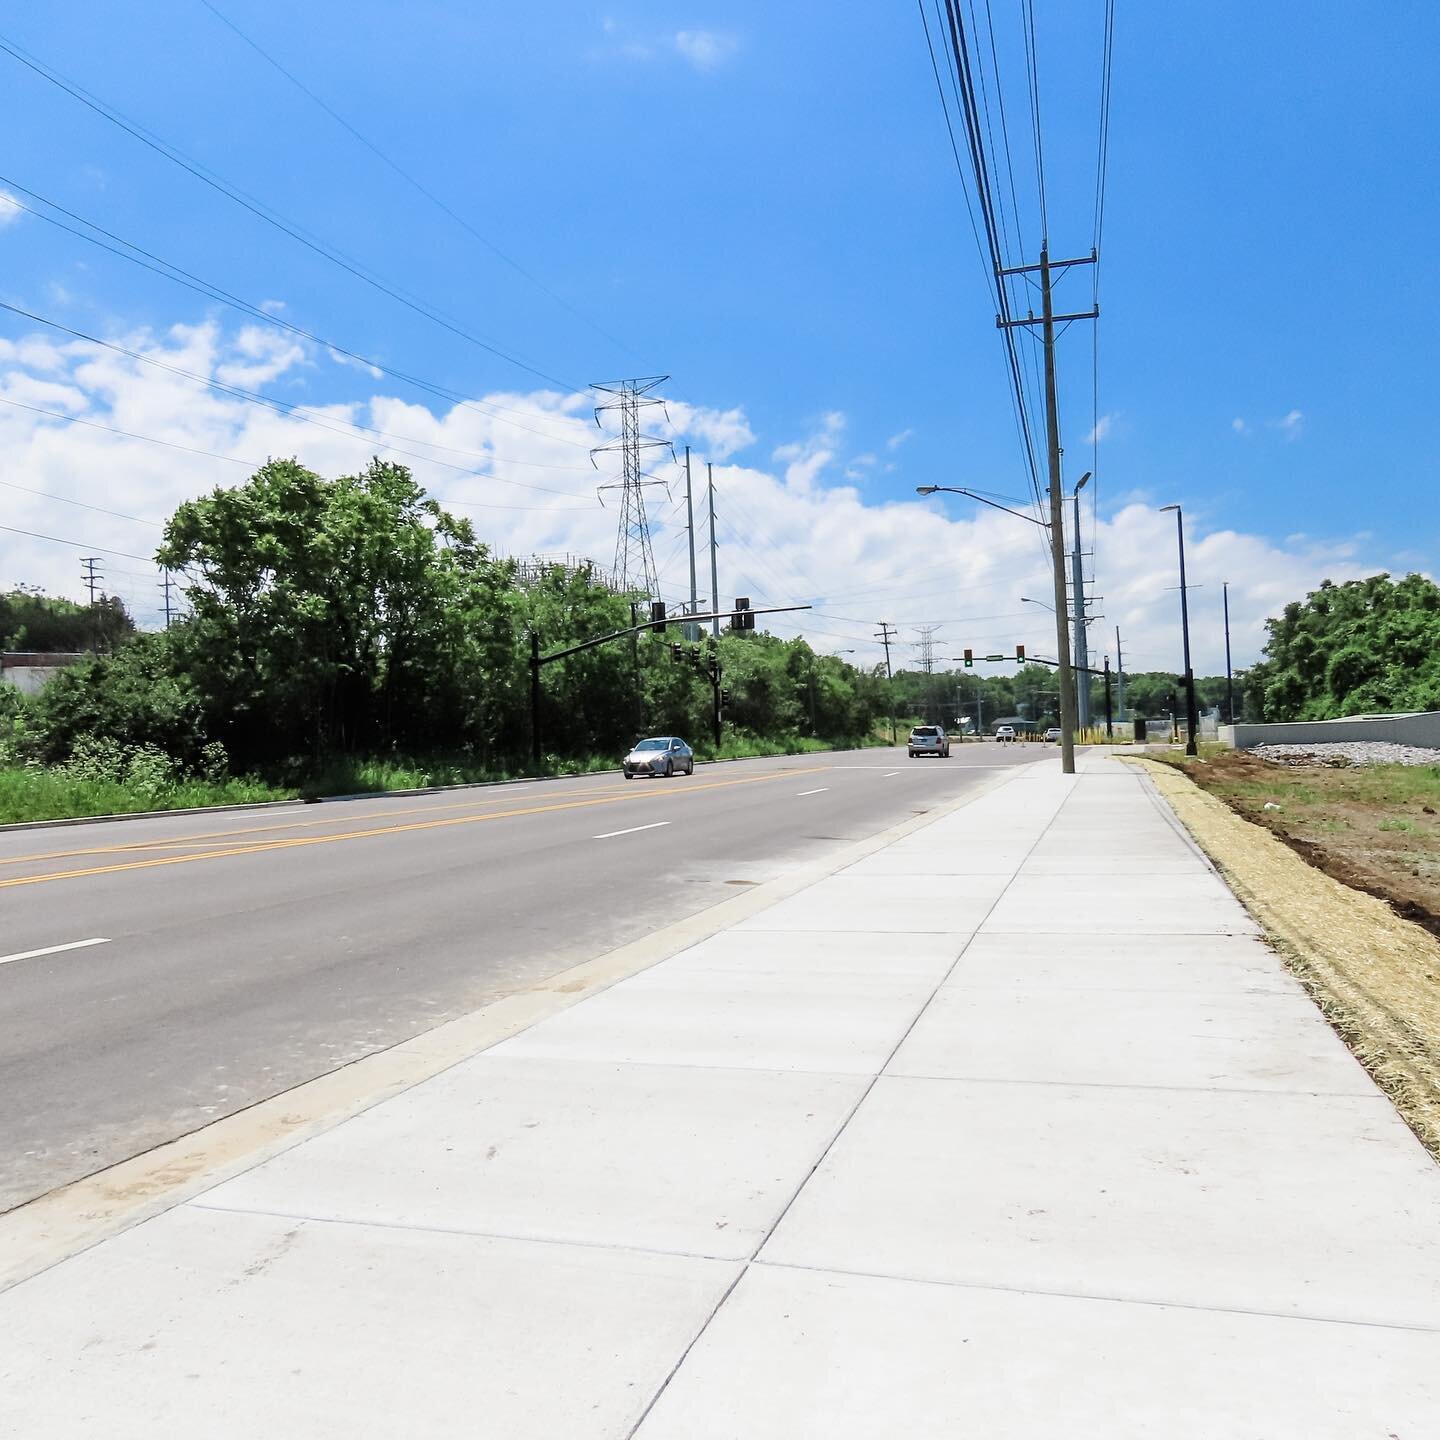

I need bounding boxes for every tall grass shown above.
[0,766,291,824]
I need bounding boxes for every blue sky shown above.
[1,2,1436,671]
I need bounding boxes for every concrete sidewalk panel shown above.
[199,1057,866,1261]
[888,986,1375,1094]
[0,1205,737,1440]
[736,874,1006,934]
[490,972,940,1074]
[986,871,1258,935]
[946,932,1302,995]
[634,1264,1440,1440]
[761,1076,1440,1328]
[628,929,962,988]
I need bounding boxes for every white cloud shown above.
[326,346,384,380]
[772,412,844,491]
[1272,408,1304,440]
[674,29,738,70]
[1231,417,1249,436]
[0,189,24,228]
[1086,413,1116,444]
[664,400,754,459]
[885,427,914,451]
[0,318,1397,670]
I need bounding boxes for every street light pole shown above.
[1223,580,1235,723]
[1071,472,1091,732]
[1161,504,1200,757]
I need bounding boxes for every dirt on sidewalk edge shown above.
[1124,756,1440,1163]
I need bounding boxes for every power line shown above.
[197,0,638,362]
[0,176,598,458]
[0,32,581,393]
[0,299,595,501]
[2,522,156,564]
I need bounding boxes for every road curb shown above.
[0,758,1026,1294]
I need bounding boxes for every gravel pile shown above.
[1252,741,1440,769]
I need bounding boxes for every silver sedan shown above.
[622,736,696,779]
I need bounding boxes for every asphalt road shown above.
[0,742,1046,1211]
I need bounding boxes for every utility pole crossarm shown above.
[997,307,1099,329]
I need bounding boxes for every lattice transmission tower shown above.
[590,376,674,600]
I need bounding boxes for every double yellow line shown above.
[0,766,830,892]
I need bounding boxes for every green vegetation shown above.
[1,585,135,653]
[0,458,891,823]
[888,662,1232,731]
[1244,572,1440,720]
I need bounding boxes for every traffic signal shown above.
[963,648,973,668]
[721,689,732,705]
[733,596,755,631]
[1015,643,1025,662]
[670,643,684,660]
[649,599,667,633]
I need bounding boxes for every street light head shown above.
[1076,472,1092,491]
[915,485,938,496]
[1159,503,1180,514]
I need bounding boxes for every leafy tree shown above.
[32,632,208,766]
[1,586,135,652]
[156,457,514,766]
[1246,573,1440,720]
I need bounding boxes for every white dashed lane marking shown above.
[592,821,672,840]
[0,937,111,968]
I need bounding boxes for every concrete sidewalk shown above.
[3,756,1438,1436]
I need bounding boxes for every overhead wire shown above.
[0,300,599,503]
[196,0,638,363]
[0,178,594,458]
[0,32,582,393]
[0,397,592,516]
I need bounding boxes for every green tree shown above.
[1246,573,1440,720]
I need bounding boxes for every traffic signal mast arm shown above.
[535,603,810,667]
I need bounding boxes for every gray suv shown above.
[908,725,951,758]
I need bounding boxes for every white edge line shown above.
[592,821,672,840]
[796,788,830,796]
[0,937,111,967]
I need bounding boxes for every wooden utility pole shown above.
[997,247,1099,776]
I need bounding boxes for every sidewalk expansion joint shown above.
[875,1071,1393,1100]
[749,1256,1440,1336]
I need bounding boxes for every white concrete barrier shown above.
[1221,711,1440,750]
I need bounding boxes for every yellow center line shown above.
[0,766,832,891]
[0,779,632,869]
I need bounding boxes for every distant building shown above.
[1,652,84,695]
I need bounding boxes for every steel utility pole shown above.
[1103,656,1113,739]
[1161,504,1200,757]
[1115,626,1125,723]
[1071,475,1092,731]
[159,570,175,629]
[683,446,700,642]
[707,462,720,640]
[998,246,1098,776]
[1223,580,1235,723]
[874,621,898,744]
